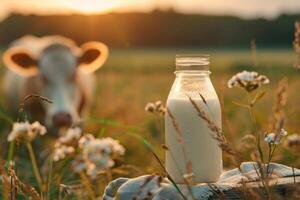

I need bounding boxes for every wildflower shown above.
[82,137,125,178]
[227,71,269,92]
[31,121,47,135]
[145,101,166,116]
[264,133,276,144]
[78,134,95,149]
[59,127,82,144]
[145,102,155,113]
[284,134,300,150]
[8,121,46,142]
[155,101,164,110]
[264,129,288,144]
[53,142,75,162]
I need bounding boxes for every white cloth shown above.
[103,162,300,200]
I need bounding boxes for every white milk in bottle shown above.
[165,55,222,183]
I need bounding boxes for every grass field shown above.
[1,47,300,198]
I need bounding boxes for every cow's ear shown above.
[3,47,38,77]
[78,42,109,73]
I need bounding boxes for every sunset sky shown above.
[0,0,300,20]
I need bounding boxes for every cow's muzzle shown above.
[52,112,72,128]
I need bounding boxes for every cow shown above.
[2,35,109,129]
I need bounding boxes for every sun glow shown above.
[64,0,121,14]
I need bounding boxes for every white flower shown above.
[8,121,47,142]
[53,132,94,162]
[145,102,155,112]
[145,101,166,115]
[264,133,276,143]
[31,121,47,136]
[264,129,288,144]
[8,122,30,142]
[227,71,269,92]
[53,142,75,162]
[279,129,288,137]
[59,127,82,144]
[53,127,83,162]
[100,138,126,155]
[78,134,95,149]
[82,137,125,178]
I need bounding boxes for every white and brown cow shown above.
[2,35,108,128]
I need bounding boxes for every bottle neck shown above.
[175,70,211,78]
[175,54,210,78]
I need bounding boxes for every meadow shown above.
[0,47,300,199]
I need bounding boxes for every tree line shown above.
[0,10,299,48]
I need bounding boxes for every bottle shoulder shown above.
[167,76,219,100]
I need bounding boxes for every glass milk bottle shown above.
[165,55,222,183]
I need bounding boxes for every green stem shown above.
[47,155,54,200]
[266,144,277,176]
[26,142,44,193]
[247,92,264,163]
[5,116,15,166]
[6,142,15,165]
[246,92,270,197]
[268,145,277,163]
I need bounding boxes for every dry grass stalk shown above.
[265,78,288,179]
[294,21,300,69]
[0,162,12,200]
[270,78,288,136]
[133,174,162,200]
[238,179,262,199]
[19,94,53,111]
[7,165,41,200]
[166,108,193,174]
[18,94,53,121]
[251,148,277,199]
[164,110,200,199]
[23,94,53,104]
[289,171,300,200]
[188,96,241,166]
[78,171,96,200]
[145,146,188,200]
[207,184,226,199]
[162,143,198,198]
[252,163,270,196]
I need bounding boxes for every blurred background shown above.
[0,0,300,172]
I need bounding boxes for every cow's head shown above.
[3,40,108,128]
